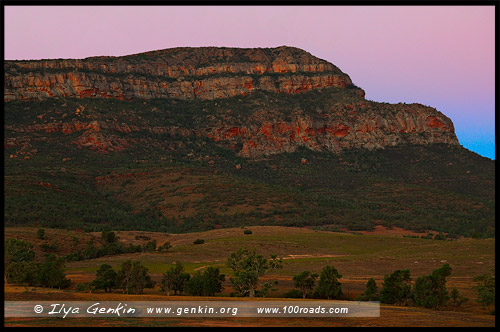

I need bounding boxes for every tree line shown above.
[4,238,495,314]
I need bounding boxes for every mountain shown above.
[3,46,494,237]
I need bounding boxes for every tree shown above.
[185,271,205,296]
[116,260,155,294]
[185,266,225,296]
[5,261,38,285]
[283,289,303,298]
[91,264,117,293]
[202,266,226,296]
[413,263,452,309]
[37,228,45,240]
[293,271,319,299]
[158,242,172,252]
[36,254,71,289]
[160,262,190,296]
[365,278,379,301]
[143,240,157,252]
[129,261,155,294]
[101,231,118,244]
[227,248,283,297]
[83,240,98,260]
[381,269,412,305]
[433,232,446,241]
[356,278,379,301]
[5,239,35,265]
[116,260,133,294]
[473,271,495,314]
[315,265,342,300]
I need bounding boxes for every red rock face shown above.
[425,116,447,129]
[206,102,459,158]
[3,46,460,157]
[4,46,362,102]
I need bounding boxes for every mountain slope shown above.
[3,46,494,237]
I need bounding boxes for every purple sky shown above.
[4,6,495,159]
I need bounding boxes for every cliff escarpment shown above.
[4,46,459,157]
[5,46,363,101]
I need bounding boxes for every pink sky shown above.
[4,5,495,159]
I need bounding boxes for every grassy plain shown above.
[4,226,495,327]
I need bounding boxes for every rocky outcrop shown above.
[4,46,460,156]
[207,102,459,157]
[5,46,363,101]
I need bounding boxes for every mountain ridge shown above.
[4,46,459,158]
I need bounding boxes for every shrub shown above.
[433,232,446,241]
[37,228,45,240]
[473,272,495,314]
[143,240,157,252]
[101,231,118,244]
[5,239,35,265]
[40,242,60,253]
[76,282,91,292]
[450,288,468,307]
[243,229,252,235]
[283,289,303,298]
[158,242,172,252]
[193,239,205,245]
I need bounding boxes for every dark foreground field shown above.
[4,226,495,327]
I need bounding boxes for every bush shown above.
[158,242,172,252]
[450,288,468,307]
[5,262,38,285]
[101,231,118,244]
[283,289,303,298]
[5,239,35,265]
[193,239,205,245]
[76,282,91,292]
[37,228,45,240]
[473,272,495,314]
[143,240,157,252]
[433,232,446,241]
[243,229,253,235]
[40,242,60,253]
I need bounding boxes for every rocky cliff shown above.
[5,46,363,101]
[4,46,459,157]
